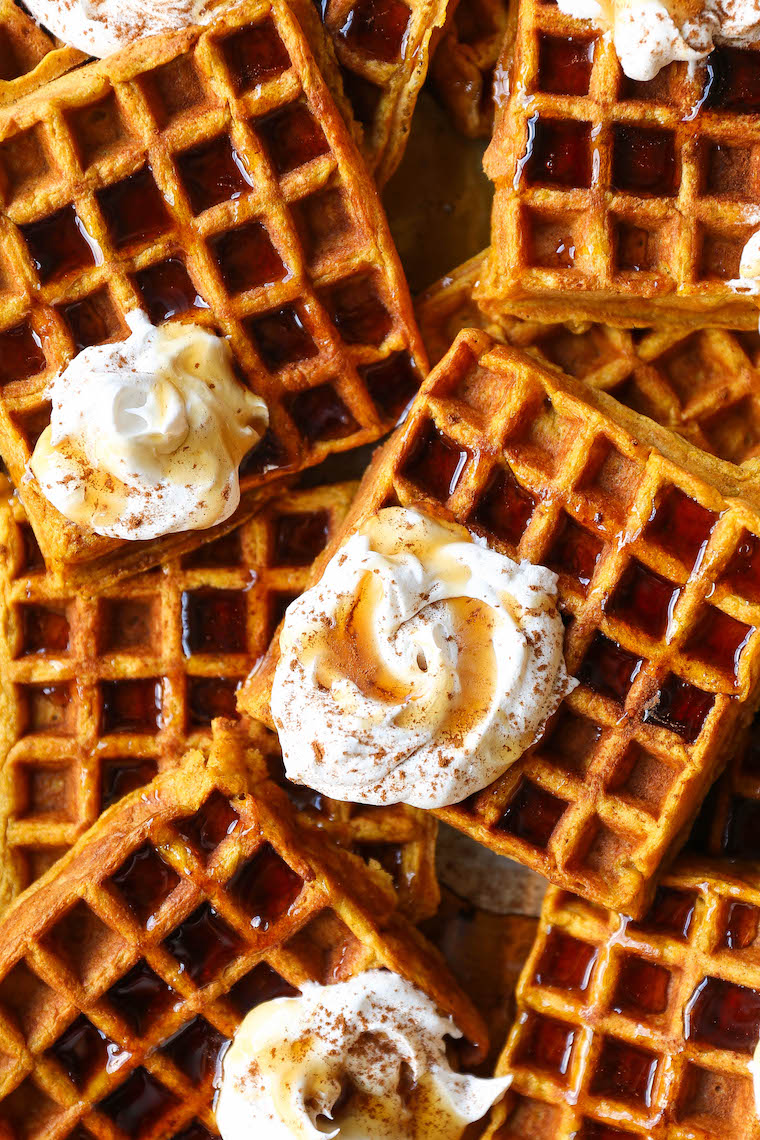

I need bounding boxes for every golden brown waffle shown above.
[0,0,426,584]
[0,720,486,1140]
[429,0,509,138]
[242,328,760,917]
[418,253,760,466]
[0,0,85,107]
[477,0,760,329]
[0,480,438,923]
[486,861,760,1139]
[317,0,454,186]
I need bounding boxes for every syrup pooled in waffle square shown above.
[0,0,85,107]
[242,328,760,917]
[0,722,485,1140]
[486,863,760,1139]
[430,0,511,139]
[477,0,760,329]
[417,254,760,466]
[0,0,425,582]
[0,480,438,923]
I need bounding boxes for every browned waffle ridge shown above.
[0,0,426,583]
[0,0,85,107]
[241,328,760,918]
[417,252,760,467]
[486,861,760,1138]
[0,720,485,1140]
[0,479,438,922]
[477,0,760,329]
[430,0,510,138]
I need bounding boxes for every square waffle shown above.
[0,0,85,107]
[0,720,486,1140]
[477,0,760,330]
[418,253,760,466]
[486,861,760,1139]
[0,480,438,924]
[241,328,760,917]
[0,0,426,584]
[430,0,510,139]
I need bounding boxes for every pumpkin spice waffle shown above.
[0,0,425,585]
[0,721,486,1140]
[487,860,760,1139]
[242,328,760,918]
[418,253,760,466]
[477,0,760,330]
[0,0,85,108]
[429,0,510,139]
[0,480,439,924]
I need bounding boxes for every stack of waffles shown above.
[3,0,760,1137]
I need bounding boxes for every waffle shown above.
[429,0,510,138]
[0,720,486,1140]
[0,0,85,107]
[486,859,760,1139]
[0,0,426,585]
[0,479,439,924]
[418,253,760,466]
[242,328,760,918]
[477,0,760,330]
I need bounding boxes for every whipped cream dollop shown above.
[270,507,576,809]
[24,0,224,57]
[216,970,510,1140]
[29,310,268,541]
[557,0,760,81]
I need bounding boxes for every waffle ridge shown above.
[0,720,483,1140]
[477,0,760,329]
[430,0,510,138]
[0,0,85,108]
[0,0,425,582]
[487,862,760,1138]
[241,328,760,917]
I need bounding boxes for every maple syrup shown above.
[605,560,679,640]
[359,353,420,420]
[221,19,291,93]
[175,1121,216,1140]
[612,954,670,1016]
[19,603,69,656]
[546,514,603,592]
[539,709,602,776]
[472,465,536,547]
[209,220,286,293]
[228,842,303,929]
[268,592,297,639]
[100,758,158,810]
[182,529,243,569]
[160,1016,229,1084]
[632,885,696,939]
[98,1067,177,1137]
[178,134,253,214]
[682,606,752,680]
[134,258,207,325]
[704,46,760,112]
[324,274,391,346]
[577,632,643,704]
[0,321,45,383]
[612,125,677,196]
[187,677,241,726]
[226,961,299,1016]
[163,902,245,986]
[181,589,247,655]
[256,101,329,174]
[110,842,180,925]
[535,929,597,993]
[538,34,595,96]
[273,510,329,566]
[643,674,713,744]
[239,426,290,477]
[60,289,121,353]
[106,960,176,1036]
[47,1015,119,1090]
[402,421,470,500]
[286,383,358,443]
[723,901,759,950]
[20,206,98,282]
[498,779,567,849]
[337,0,411,63]
[340,67,383,125]
[515,1014,575,1080]
[174,791,239,861]
[724,529,760,602]
[291,185,353,267]
[722,795,760,859]
[361,842,404,887]
[525,117,592,188]
[246,305,317,370]
[100,678,162,735]
[685,975,760,1052]
[590,1037,658,1106]
[644,486,717,568]
[97,167,171,250]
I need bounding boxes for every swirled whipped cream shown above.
[24,0,224,57]
[557,0,760,81]
[270,507,576,809]
[215,970,510,1140]
[29,310,268,541]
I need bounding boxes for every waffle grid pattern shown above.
[0,480,438,921]
[0,0,425,576]
[487,866,760,1138]
[430,0,510,138]
[478,0,760,328]
[0,733,478,1140]
[244,329,760,915]
[417,253,760,467]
